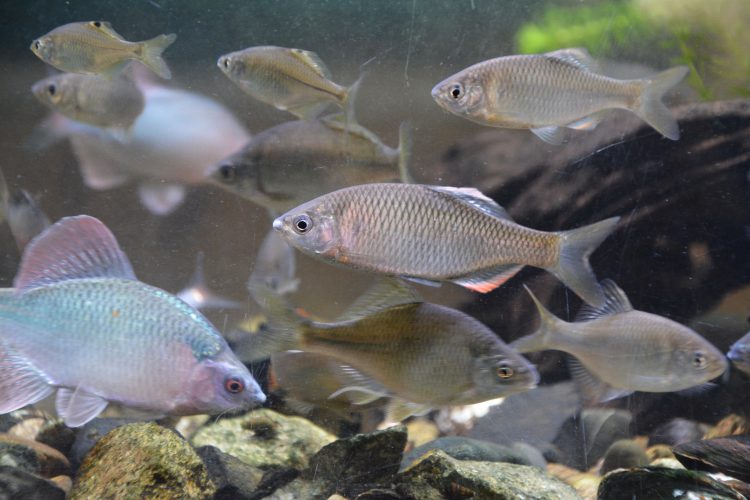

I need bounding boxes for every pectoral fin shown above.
[55,387,109,427]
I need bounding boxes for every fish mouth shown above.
[272,217,283,231]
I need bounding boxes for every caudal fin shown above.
[633,66,689,140]
[510,286,560,353]
[549,217,620,308]
[139,33,177,80]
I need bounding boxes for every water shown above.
[1,1,749,498]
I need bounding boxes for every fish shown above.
[0,215,264,427]
[248,229,300,296]
[0,169,51,252]
[31,21,177,79]
[210,116,412,214]
[272,183,619,307]
[511,280,728,404]
[176,253,243,311]
[34,78,250,215]
[242,276,539,421]
[727,331,750,376]
[431,48,689,144]
[217,45,361,121]
[31,73,144,137]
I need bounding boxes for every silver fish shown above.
[218,45,359,120]
[176,253,243,311]
[210,116,411,214]
[432,48,689,144]
[727,331,750,376]
[31,21,176,79]
[512,280,728,403]
[31,73,144,135]
[0,169,51,252]
[272,183,619,307]
[0,215,264,427]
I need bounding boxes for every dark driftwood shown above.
[435,100,750,429]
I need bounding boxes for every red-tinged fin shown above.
[15,215,136,292]
[453,264,524,294]
[0,343,54,414]
[55,386,109,427]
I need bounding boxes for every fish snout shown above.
[272,217,283,231]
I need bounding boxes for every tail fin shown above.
[397,122,414,184]
[139,33,177,80]
[633,66,689,140]
[342,71,365,126]
[549,217,620,308]
[510,286,560,353]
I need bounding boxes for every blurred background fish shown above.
[210,116,412,215]
[31,21,176,79]
[176,252,243,311]
[0,169,50,252]
[432,48,688,144]
[512,280,728,404]
[31,73,144,139]
[727,331,750,376]
[218,45,361,121]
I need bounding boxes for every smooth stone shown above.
[646,444,675,462]
[7,418,46,442]
[190,409,335,470]
[598,467,744,500]
[552,408,632,470]
[70,422,215,499]
[0,442,39,475]
[35,421,77,458]
[196,445,264,500]
[175,415,210,439]
[49,475,72,495]
[405,418,438,450]
[704,414,750,439]
[395,449,579,500]
[401,436,537,471]
[648,418,708,447]
[0,434,70,477]
[547,462,599,499]
[673,435,750,483]
[600,439,650,474]
[68,418,139,469]
[0,466,65,500]
[303,425,407,498]
[650,458,684,469]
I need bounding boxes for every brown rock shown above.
[704,414,750,439]
[0,434,70,477]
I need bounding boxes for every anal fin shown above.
[385,398,431,423]
[55,386,109,427]
[453,264,524,293]
[531,126,566,145]
[567,356,631,405]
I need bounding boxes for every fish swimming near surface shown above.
[727,331,750,376]
[242,274,539,421]
[31,21,176,79]
[0,169,50,253]
[0,215,265,427]
[512,280,728,404]
[272,183,619,307]
[31,73,145,138]
[34,78,250,215]
[210,116,412,215]
[218,45,361,121]
[431,48,689,144]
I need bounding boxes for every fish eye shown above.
[496,364,514,379]
[217,164,235,182]
[33,40,40,50]
[223,57,230,69]
[224,376,245,394]
[293,214,312,234]
[450,83,463,99]
[693,352,707,369]
[92,21,102,28]
[47,84,56,96]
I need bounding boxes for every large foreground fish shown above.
[432,48,689,144]
[273,183,619,307]
[31,21,176,79]
[243,276,538,421]
[512,280,727,403]
[0,216,264,427]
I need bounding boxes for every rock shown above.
[401,436,537,471]
[646,444,674,462]
[68,418,138,468]
[50,475,72,495]
[190,409,335,470]
[650,458,684,469]
[35,421,77,458]
[303,425,407,498]
[7,418,46,442]
[552,409,633,470]
[648,418,708,446]
[70,422,215,499]
[0,466,65,499]
[405,418,438,451]
[673,435,750,483]
[547,463,599,500]
[0,442,39,474]
[0,434,70,477]
[510,442,547,469]
[395,450,579,500]
[597,467,744,500]
[175,415,210,439]
[704,414,750,439]
[600,439,649,474]
[196,445,264,500]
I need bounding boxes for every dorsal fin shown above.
[321,114,379,142]
[545,48,596,72]
[289,48,332,79]
[338,278,422,321]
[15,215,136,291]
[575,279,633,322]
[426,186,513,220]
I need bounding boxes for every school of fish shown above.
[0,18,729,428]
